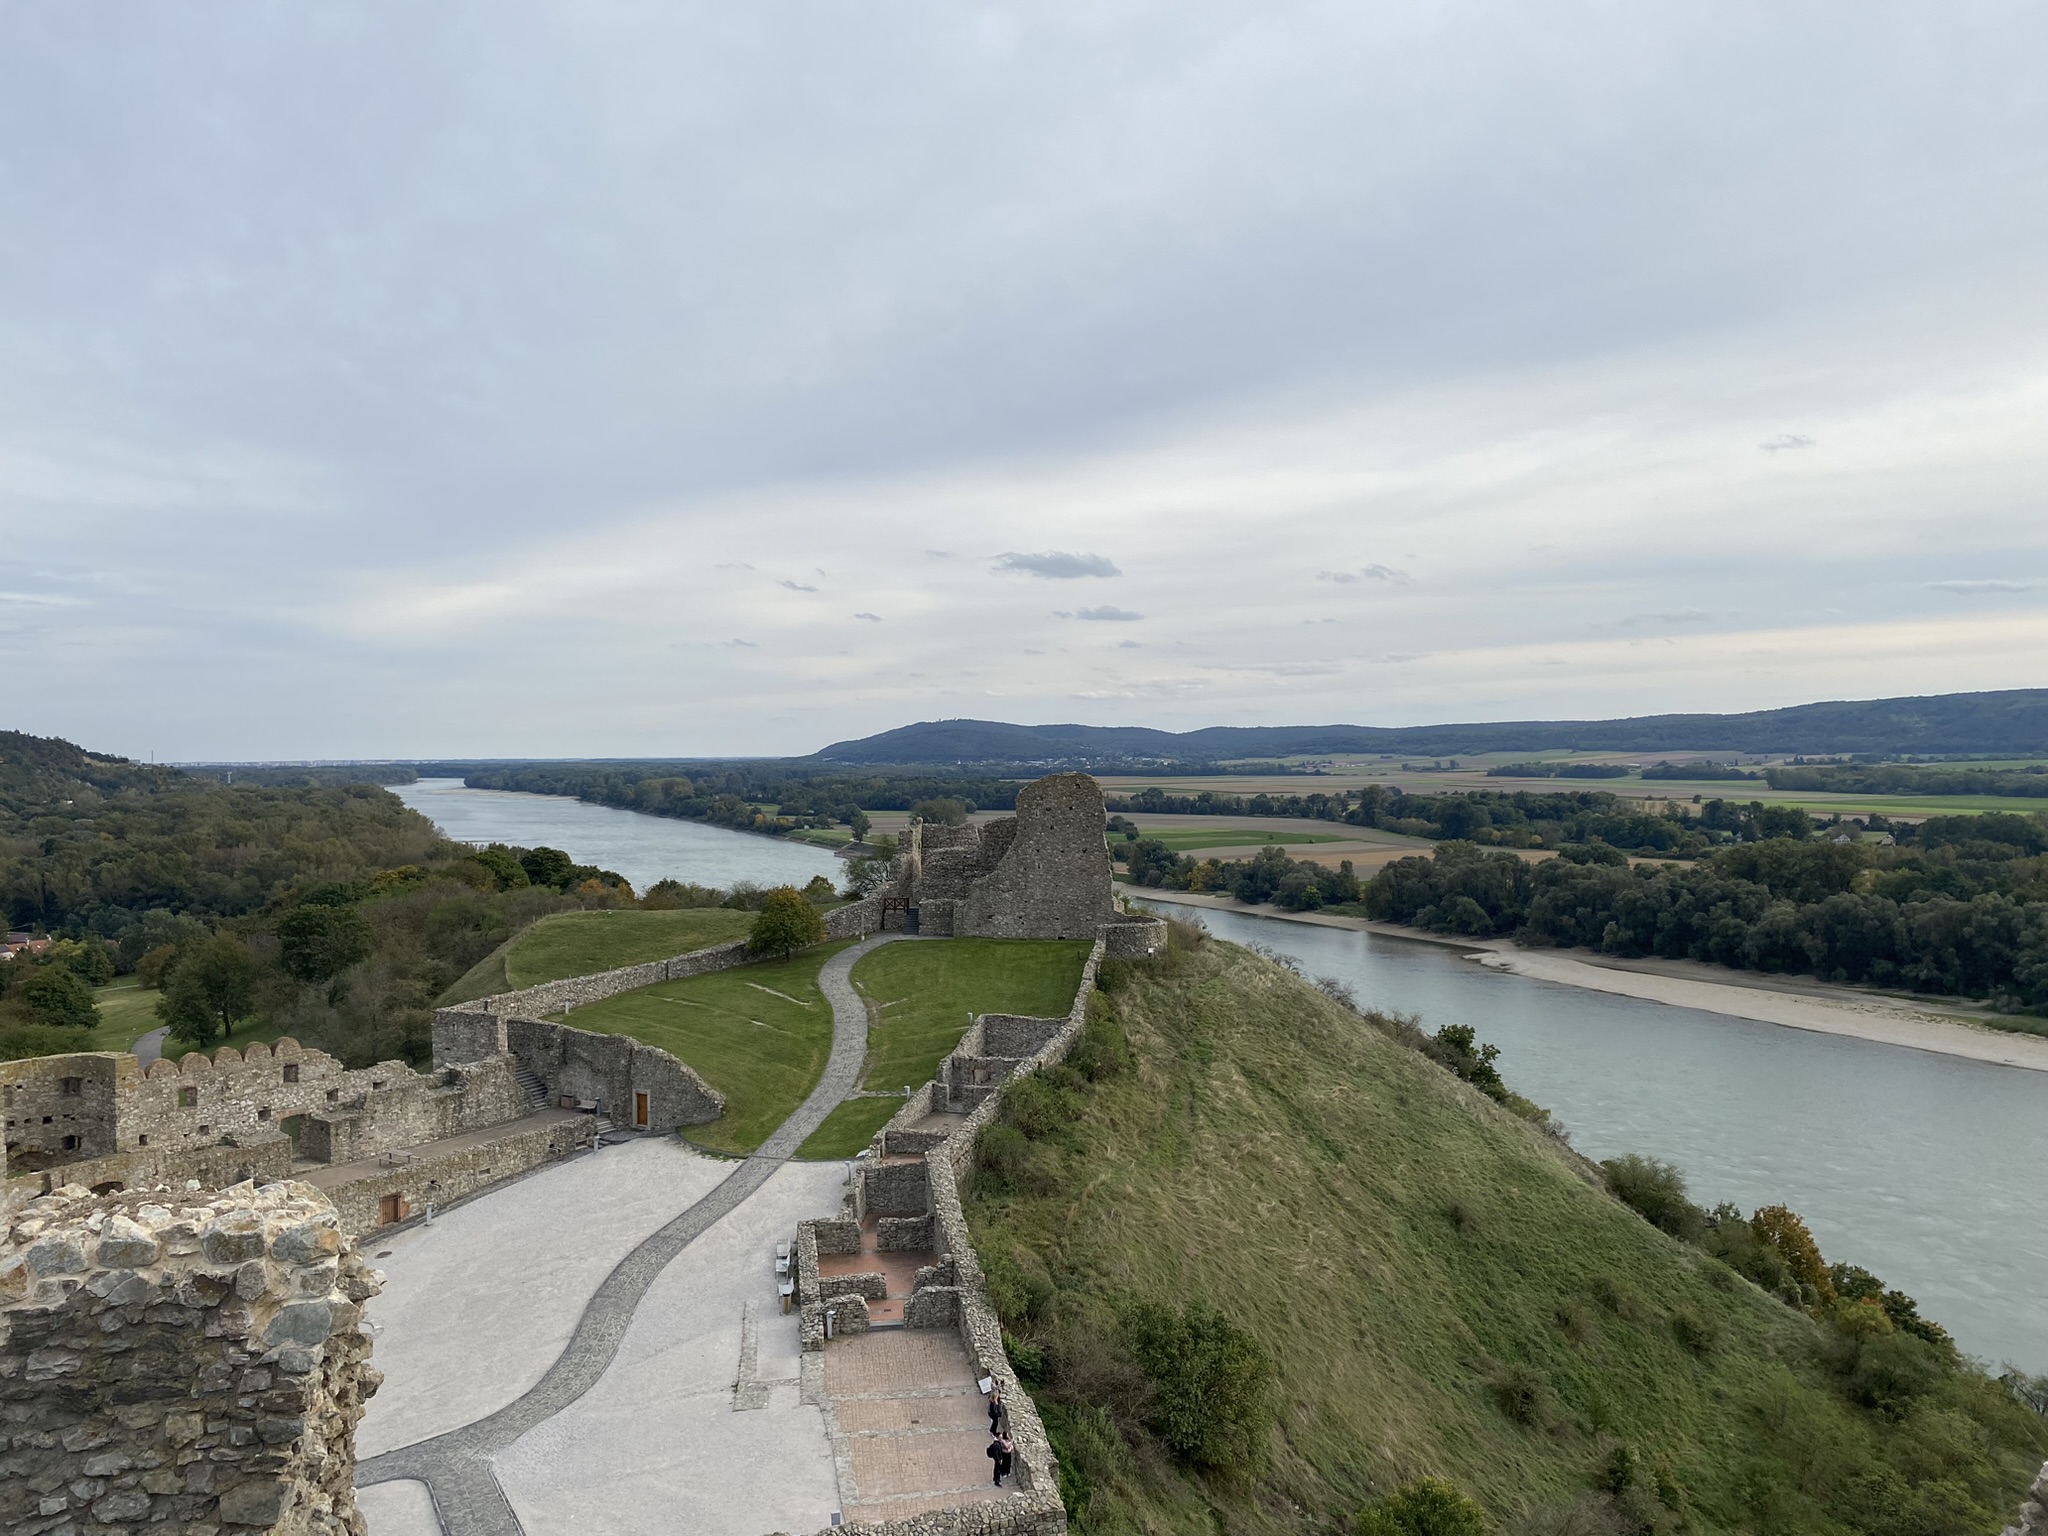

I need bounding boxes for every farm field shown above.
[1118,828,1348,852]
[439,907,756,1006]
[557,940,855,1155]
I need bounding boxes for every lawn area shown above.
[89,979,164,1053]
[440,907,756,1005]
[796,1095,906,1160]
[558,940,855,1155]
[1119,828,1348,852]
[787,826,854,847]
[851,938,1092,1094]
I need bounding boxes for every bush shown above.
[1004,1073,1077,1141]
[1601,1154,1706,1241]
[20,966,98,1029]
[801,874,837,903]
[747,887,826,957]
[983,1245,1056,1324]
[1670,1308,1719,1357]
[1123,1299,1276,1474]
[1357,1476,1490,1536]
[1489,1364,1552,1427]
[976,1123,1053,1195]
[641,879,724,909]
[1066,1000,1133,1081]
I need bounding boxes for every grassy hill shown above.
[966,932,2047,1534]
[437,907,756,1005]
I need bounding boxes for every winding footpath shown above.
[355,933,912,1536]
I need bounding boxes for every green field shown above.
[787,826,855,848]
[796,1094,908,1159]
[439,907,755,1006]
[968,935,2048,1532]
[89,979,167,1053]
[1117,828,1348,853]
[851,938,1093,1094]
[558,940,855,1155]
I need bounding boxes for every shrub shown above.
[975,1124,1056,1195]
[1123,1299,1276,1474]
[747,886,825,957]
[1041,1400,1131,1524]
[1601,1154,1706,1241]
[801,874,837,902]
[1066,1000,1133,1081]
[1489,1365,1552,1427]
[1670,1308,1719,1357]
[1004,1073,1076,1141]
[983,1246,1056,1324]
[21,967,98,1030]
[641,879,724,910]
[1357,1476,1490,1536]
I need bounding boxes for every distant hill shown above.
[0,730,178,819]
[812,688,2048,765]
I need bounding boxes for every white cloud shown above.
[1927,579,2038,594]
[1062,606,1144,622]
[1760,434,1815,452]
[993,551,1122,579]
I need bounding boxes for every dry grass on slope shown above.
[965,934,2046,1536]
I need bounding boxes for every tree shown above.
[1356,1478,1490,1536]
[848,809,871,842]
[911,797,968,826]
[160,934,257,1040]
[801,875,837,903]
[278,902,371,983]
[160,973,223,1050]
[748,886,826,957]
[1123,1299,1275,1474]
[22,966,98,1029]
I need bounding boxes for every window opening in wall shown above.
[198,1124,210,1136]
[138,1134,149,1147]
[326,1089,339,1103]
[371,1080,386,1090]
[41,1116,51,1124]
[60,1077,81,1096]
[281,1115,305,1147]
[178,1087,197,1108]
[60,1135,78,1151]
[283,1063,300,1083]
[257,1107,271,1121]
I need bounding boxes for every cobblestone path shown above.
[355,932,911,1536]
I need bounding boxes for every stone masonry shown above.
[889,775,1114,941]
[0,1179,381,1535]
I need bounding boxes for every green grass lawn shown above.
[89,979,165,1053]
[439,907,756,1005]
[796,1095,907,1159]
[559,940,855,1155]
[787,826,854,847]
[851,938,1092,1094]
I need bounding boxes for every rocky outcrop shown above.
[2005,1462,2048,1536]
[0,1179,381,1534]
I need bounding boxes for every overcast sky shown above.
[4,2,2046,759]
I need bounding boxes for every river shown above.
[392,778,845,893]
[1142,901,2046,1375]
[391,779,2043,1371]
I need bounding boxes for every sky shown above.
[3,2,2046,760]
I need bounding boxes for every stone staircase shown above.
[513,1061,550,1110]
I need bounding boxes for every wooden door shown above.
[634,1091,650,1129]
[379,1193,404,1225]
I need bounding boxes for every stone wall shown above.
[500,1018,724,1131]
[9,1138,295,1204]
[2004,1463,2048,1536]
[955,774,1115,940]
[0,1179,381,1534]
[309,1115,591,1235]
[4,1039,525,1187]
[432,897,887,1040]
[1101,914,1168,959]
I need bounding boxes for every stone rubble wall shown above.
[0,1179,381,1535]
[432,897,886,1040]
[310,1115,591,1236]
[499,1017,725,1130]
[1100,914,1169,959]
[954,775,1115,941]
[9,1138,296,1204]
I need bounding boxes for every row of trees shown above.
[463,763,1021,828]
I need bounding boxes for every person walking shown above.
[987,1386,1004,1434]
[987,1431,1015,1488]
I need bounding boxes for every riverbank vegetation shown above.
[965,928,2047,1533]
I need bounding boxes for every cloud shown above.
[1058,605,1144,622]
[779,579,818,592]
[1117,639,1143,648]
[1760,435,1815,452]
[994,551,1121,580]
[853,611,882,622]
[0,591,87,607]
[1374,652,1425,664]
[720,638,757,649]
[1318,565,1411,585]
[1613,608,1713,627]
[1927,579,2039,594]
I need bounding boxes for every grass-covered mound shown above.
[438,906,755,1005]
[558,940,855,1155]
[966,930,2047,1534]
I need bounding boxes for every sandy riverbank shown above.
[1129,887,2048,1074]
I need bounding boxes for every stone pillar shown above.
[0,1179,382,1534]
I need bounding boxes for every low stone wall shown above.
[311,1115,590,1236]
[861,1159,930,1215]
[877,1214,933,1251]
[819,1272,888,1301]
[502,1017,725,1131]
[6,1135,295,1202]
[0,1179,381,1534]
[1101,913,1168,959]
[979,1014,1066,1059]
[433,897,887,1041]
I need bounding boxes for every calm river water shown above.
[391,778,2041,1370]
[1140,900,2046,1374]
[392,778,845,893]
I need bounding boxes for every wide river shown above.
[395,779,2042,1371]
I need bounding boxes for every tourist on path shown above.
[988,1432,1015,1488]
[987,1386,1004,1433]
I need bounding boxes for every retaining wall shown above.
[309,1114,592,1236]
[501,1017,725,1130]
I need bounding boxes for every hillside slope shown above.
[965,936,2046,1534]
[815,690,2048,764]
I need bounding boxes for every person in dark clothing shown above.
[987,1387,1004,1433]
[987,1432,1015,1487]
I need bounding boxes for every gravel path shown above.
[355,933,912,1535]
[133,1025,167,1065]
